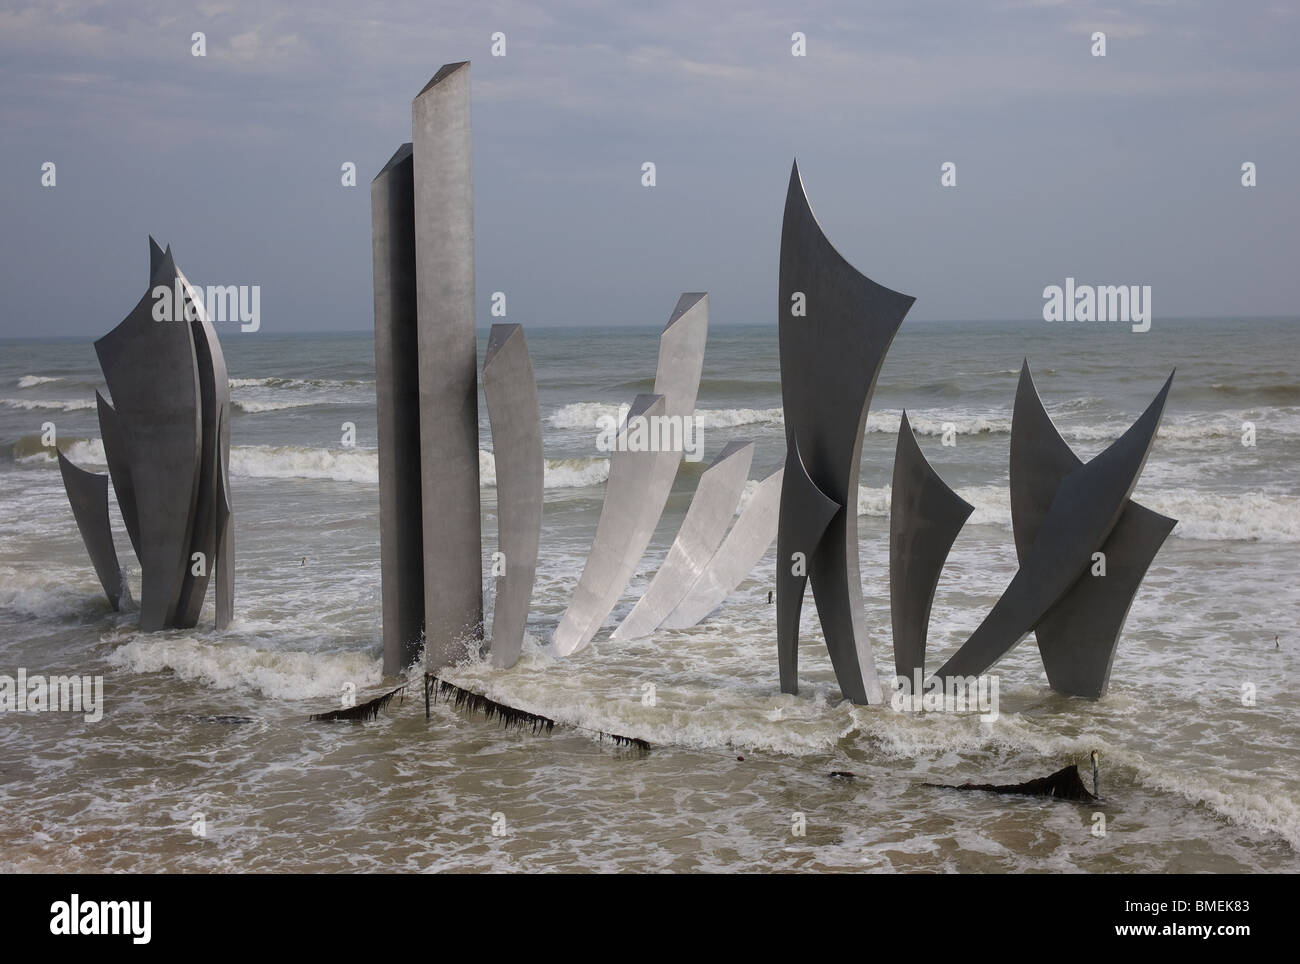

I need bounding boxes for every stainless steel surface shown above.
[482,323,544,668]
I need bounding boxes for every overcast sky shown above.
[2,0,1297,337]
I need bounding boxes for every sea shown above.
[1,317,1297,872]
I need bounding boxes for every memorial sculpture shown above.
[551,293,708,657]
[359,63,1176,706]
[776,161,915,705]
[60,238,234,631]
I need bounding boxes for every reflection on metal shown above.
[372,142,425,674]
[612,440,754,641]
[889,411,973,682]
[662,462,784,630]
[482,324,544,669]
[95,391,140,560]
[777,162,915,704]
[776,436,842,694]
[60,239,234,630]
[94,246,202,631]
[932,370,1175,685]
[1009,362,1176,698]
[412,62,483,670]
[553,293,708,657]
[57,451,127,611]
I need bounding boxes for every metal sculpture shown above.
[889,411,973,683]
[661,463,784,630]
[412,62,483,670]
[56,451,128,611]
[482,324,544,668]
[93,246,202,631]
[1008,362,1176,698]
[612,440,753,641]
[552,293,708,657]
[931,370,1175,687]
[776,162,915,704]
[372,142,426,674]
[58,238,234,630]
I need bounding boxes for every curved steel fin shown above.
[889,411,973,683]
[95,391,141,561]
[483,324,544,668]
[776,434,842,695]
[612,440,754,641]
[662,462,784,630]
[214,406,234,630]
[777,161,915,703]
[173,285,231,628]
[57,450,127,611]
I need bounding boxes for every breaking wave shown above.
[853,483,1300,542]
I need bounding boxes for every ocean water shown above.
[1,317,1297,872]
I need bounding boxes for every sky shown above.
[2,0,1297,336]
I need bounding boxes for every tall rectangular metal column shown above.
[372,143,425,674]
[411,61,483,668]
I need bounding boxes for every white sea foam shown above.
[225,443,608,489]
[14,438,107,465]
[852,483,1299,542]
[107,636,383,701]
[228,444,377,483]
[548,402,1300,441]
[17,375,63,388]
[548,402,785,431]
[1,397,96,412]
[231,398,322,413]
[228,376,371,389]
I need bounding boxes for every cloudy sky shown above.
[2,0,1297,336]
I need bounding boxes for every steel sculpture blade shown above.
[1009,362,1176,698]
[776,436,842,692]
[213,406,234,630]
[412,62,483,670]
[553,394,671,656]
[372,142,426,674]
[889,411,973,683]
[57,451,128,611]
[149,235,165,279]
[95,391,141,560]
[932,371,1175,684]
[94,247,202,631]
[552,293,708,657]
[612,440,754,641]
[482,324,544,668]
[662,462,784,630]
[173,286,231,628]
[777,162,915,704]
